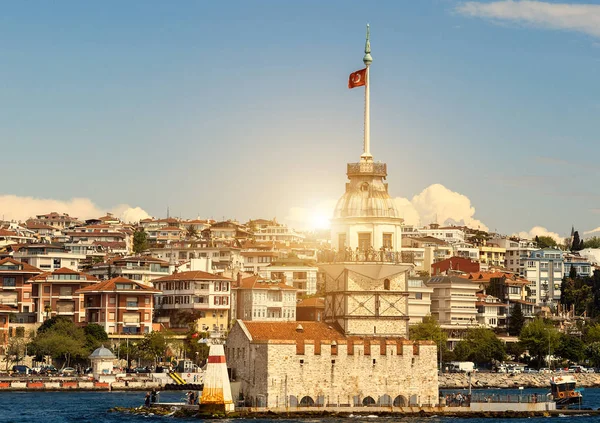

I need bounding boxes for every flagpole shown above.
[361,24,373,162]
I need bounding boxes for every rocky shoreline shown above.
[110,406,600,419]
[440,372,600,389]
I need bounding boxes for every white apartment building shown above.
[231,275,297,322]
[260,258,318,296]
[493,238,536,276]
[88,256,171,284]
[153,270,232,332]
[419,225,466,244]
[407,276,433,324]
[254,224,305,244]
[149,244,243,273]
[32,212,81,229]
[452,243,480,261]
[240,250,279,274]
[428,275,479,327]
[14,244,85,271]
[522,249,564,305]
[475,293,505,328]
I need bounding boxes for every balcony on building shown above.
[318,250,410,264]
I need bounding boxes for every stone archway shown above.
[362,396,376,406]
[300,396,315,407]
[393,395,408,407]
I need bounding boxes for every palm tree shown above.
[185,224,199,239]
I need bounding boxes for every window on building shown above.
[338,234,347,249]
[43,286,50,294]
[383,233,393,249]
[384,279,390,290]
[358,233,371,251]
[2,277,16,287]
[415,292,423,300]
[109,312,115,320]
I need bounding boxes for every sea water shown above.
[0,388,599,423]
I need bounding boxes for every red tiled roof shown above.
[152,270,231,282]
[0,229,18,237]
[76,276,160,294]
[159,226,182,231]
[297,297,325,308]
[30,267,97,281]
[68,231,126,238]
[25,222,55,230]
[0,258,41,273]
[0,305,17,312]
[240,251,279,257]
[92,241,127,249]
[111,256,169,265]
[476,301,508,307]
[237,275,295,290]
[242,321,345,341]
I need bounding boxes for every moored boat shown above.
[550,375,583,409]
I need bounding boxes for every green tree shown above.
[137,331,169,363]
[555,333,584,364]
[508,303,525,336]
[535,236,558,249]
[4,337,27,371]
[505,341,526,362]
[585,342,600,367]
[572,231,583,251]
[586,323,600,343]
[133,228,149,254]
[453,328,505,365]
[409,315,448,366]
[83,323,109,351]
[29,318,88,367]
[583,236,600,249]
[519,318,560,368]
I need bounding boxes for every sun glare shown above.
[310,210,331,230]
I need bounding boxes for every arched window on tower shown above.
[384,279,390,290]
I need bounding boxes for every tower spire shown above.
[361,24,373,162]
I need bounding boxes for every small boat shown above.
[550,375,583,409]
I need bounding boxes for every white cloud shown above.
[456,1,600,38]
[285,183,488,231]
[516,226,563,243]
[405,184,489,230]
[0,195,151,224]
[584,226,600,236]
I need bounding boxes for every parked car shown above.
[60,367,77,376]
[568,365,589,373]
[12,365,32,375]
[39,365,58,375]
[133,367,152,374]
[539,368,551,374]
[523,367,538,373]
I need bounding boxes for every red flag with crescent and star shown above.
[348,68,366,89]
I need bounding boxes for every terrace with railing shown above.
[318,250,415,264]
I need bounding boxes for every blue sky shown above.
[2,1,600,238]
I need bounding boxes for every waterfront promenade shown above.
[1,371,599,392]
[440,372,600,389]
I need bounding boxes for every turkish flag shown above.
[348,68,367,89]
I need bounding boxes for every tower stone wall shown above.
[226,322,439,409]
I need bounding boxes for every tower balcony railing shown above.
[347,162,387,177]
[318,250,414,264]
